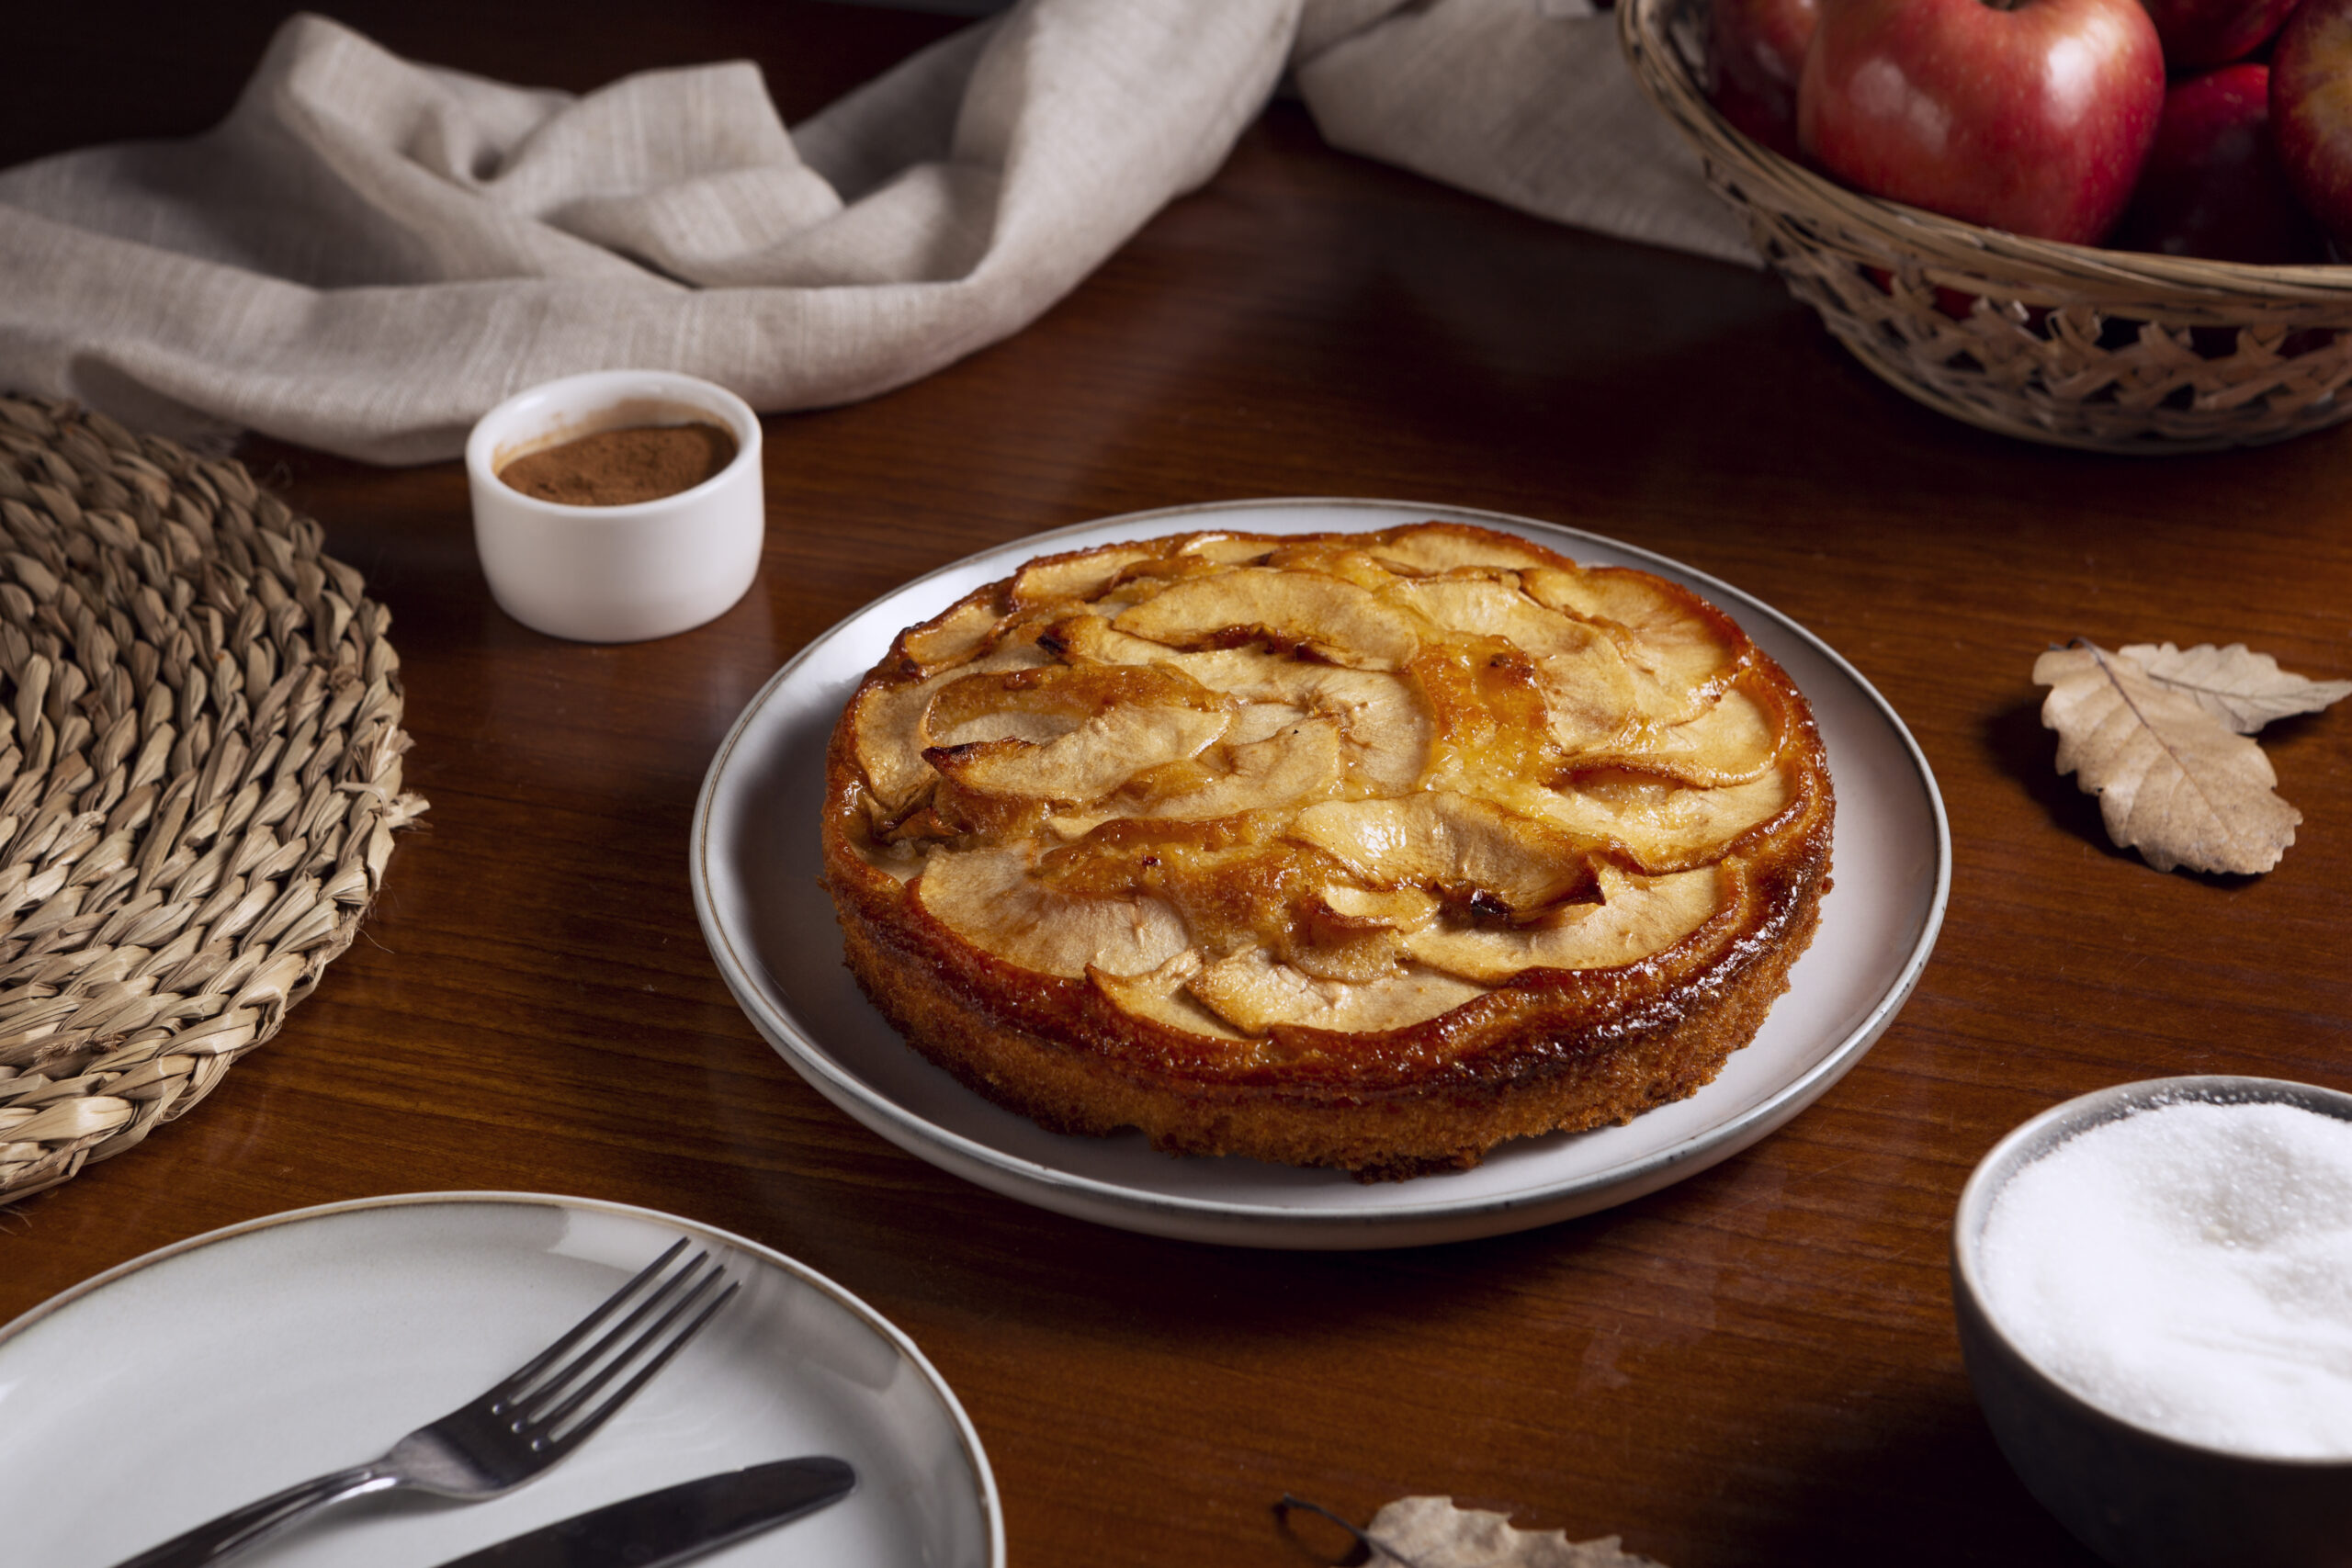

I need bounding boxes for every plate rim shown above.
[692,496,1951,1245]
[0,1189,1007,1568]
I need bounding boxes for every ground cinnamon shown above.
[498,422,737,506]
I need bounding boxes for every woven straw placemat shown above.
[0,395,425,1204]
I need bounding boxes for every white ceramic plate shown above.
[693,498,1949,1249]
[0,1193,1001,1568]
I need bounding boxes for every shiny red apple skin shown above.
[2272,0,2352,243]
[1797,0,2166,246]
[1710,0,1821,158]
[2136,0,2304,67]
[2114,66,2326,263]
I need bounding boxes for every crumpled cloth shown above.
[0,0,1745,463]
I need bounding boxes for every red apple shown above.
[2136,0,2304,67]
[2272,0,2352,243]
[1798,0,2166,246]
[2113,66,2326,263]
[1711,0,1821,157]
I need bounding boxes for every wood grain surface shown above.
[6,6,2348,1566]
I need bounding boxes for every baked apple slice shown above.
[1113,566,1424,670]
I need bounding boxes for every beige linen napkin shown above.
[1298,0,1749,266]
[0,0,1741,463]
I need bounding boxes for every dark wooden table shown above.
[6,6,2348,1564]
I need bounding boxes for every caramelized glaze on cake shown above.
[821,522,1833,1179]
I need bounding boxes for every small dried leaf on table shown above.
[2113,641,2352,734]
[2033,640,2311,875]
[1361,1496,1668,1568]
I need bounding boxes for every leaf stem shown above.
[1274,1494,1431,1568]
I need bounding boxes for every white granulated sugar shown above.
[1978,1098,2352,1460]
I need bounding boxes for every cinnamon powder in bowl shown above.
[498,422,737,507]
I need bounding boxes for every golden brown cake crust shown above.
[821,523,1834,1179]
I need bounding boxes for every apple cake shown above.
[821,522,1833,1179]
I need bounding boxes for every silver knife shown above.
[429,1457,856,1568]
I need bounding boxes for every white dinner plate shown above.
[0,1193,1001,1568]
[692,498,1949,1249]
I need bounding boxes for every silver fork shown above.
[112,1237,740,1568]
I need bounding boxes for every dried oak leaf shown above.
[2113,641,2352,735]
[1361,1496,1668,1568]
[2033,640,2323,874]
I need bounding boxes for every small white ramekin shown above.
[465,369,764,642]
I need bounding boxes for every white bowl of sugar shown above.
[1951,1076,2352,1568]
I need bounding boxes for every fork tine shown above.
[510,1248,718,1416]
[530,1271,740,1450]
[495,1236,693,1398]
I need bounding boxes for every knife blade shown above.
[430,1457,856,1568]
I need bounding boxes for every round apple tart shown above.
[821,522,1833,1180]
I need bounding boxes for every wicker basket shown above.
[0,396,426,1203]
[1621,0,2352,453]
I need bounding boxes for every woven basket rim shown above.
[1619,0,2352,304]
